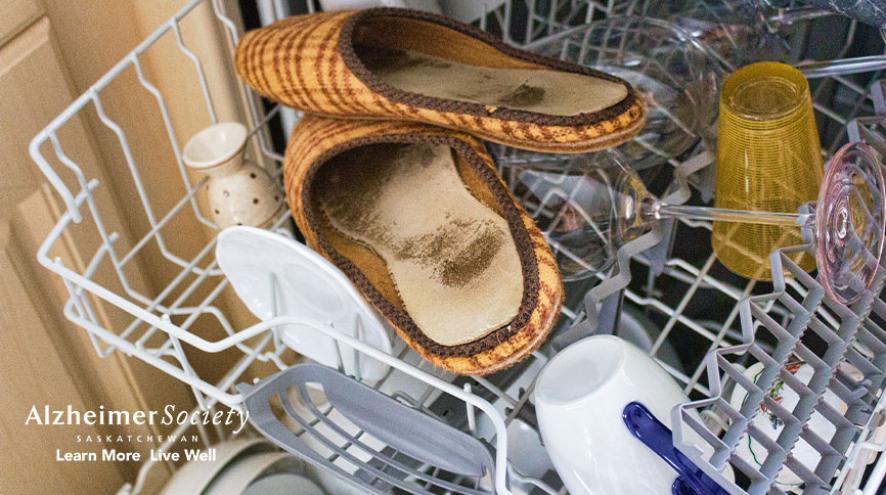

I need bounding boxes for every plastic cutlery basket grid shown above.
[25,0,886,494]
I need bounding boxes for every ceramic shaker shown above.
[183,122,283,228]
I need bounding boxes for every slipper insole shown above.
[357,46,628,117]
[317,143,523,346]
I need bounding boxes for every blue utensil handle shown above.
[623,401,729,495]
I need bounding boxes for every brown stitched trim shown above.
[337,7,641,127]
[296,132,539,358]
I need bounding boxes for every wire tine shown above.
[131,51,217,229]
[171,17,218,123]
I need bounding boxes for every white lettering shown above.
[184,448,214,461]
[25,405,42,425]
[56,449,97,462]
[161,404,176,426]
[131,410,145,425]
[101,449,140,462]
[233,410,249,435]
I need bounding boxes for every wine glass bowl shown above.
[531,16,723,171]
[516,160,624,281]
[632,0,791,68]
[815,142,886,304]
[502,15,724,280]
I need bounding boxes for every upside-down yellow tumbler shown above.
[712,61,823,280]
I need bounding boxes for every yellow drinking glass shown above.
[712,61,823,280]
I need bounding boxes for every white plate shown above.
[476,357,553,495]
[159,439,275,495]
[730,361,844,490]
[204,452,296,495]
[217,227,393,383]
[244,473,326,495]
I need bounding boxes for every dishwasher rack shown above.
[26,1,886,494]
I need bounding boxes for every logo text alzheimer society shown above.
[25,404,248,434]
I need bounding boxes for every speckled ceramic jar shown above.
[183,122,283,228]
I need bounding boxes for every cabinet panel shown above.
[0,215,123,495]
[0,0,42,45]
[0,15,195,487]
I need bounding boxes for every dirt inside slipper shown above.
[354,45,628,117]
[315,143,524,346]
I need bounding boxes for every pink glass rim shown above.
[815,141,886,305]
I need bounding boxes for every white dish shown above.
[474,305,683,495]
[204,452,299,495]
[309,467,368,495]
[319,0,441,13]
[618,304,684,374]
[476,357,553,495]
[243,473,326,495]
[730,361,844,490]
[217,227,393,383]
[159,439,275,495]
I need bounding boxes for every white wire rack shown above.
[26,0,886,494]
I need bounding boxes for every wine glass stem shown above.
[656,202,808,227]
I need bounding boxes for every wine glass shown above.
[515,153,626,280]
[629,0,801,69]
[523,16,723,172]
[519,141,886,304]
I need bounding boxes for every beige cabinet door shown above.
[1,0,261,492]
[0,6,203,494]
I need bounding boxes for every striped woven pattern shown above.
[236,8,646,153]
[285,115,563,375]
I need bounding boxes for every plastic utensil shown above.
[623,401,729,495]
[239,363,495,494]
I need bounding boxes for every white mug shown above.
[535,335,722,495]
[318,0,442,13]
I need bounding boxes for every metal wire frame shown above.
[27,1,617,494]
[493,9,886,493]
[493,4,886,387]
[240,364,500,495]
[25,0,886,494]
[27,0,618,410]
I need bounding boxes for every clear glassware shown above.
[519,141,886,304]
[516,154,627,280]
[630,0,817,68]
[529,16,723,172]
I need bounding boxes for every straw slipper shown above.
[236,8,646,153]
[283,114,563,374]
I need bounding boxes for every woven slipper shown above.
[236,8,646,153]
[284,115,563,375]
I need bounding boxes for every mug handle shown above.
[622,402,729,495]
